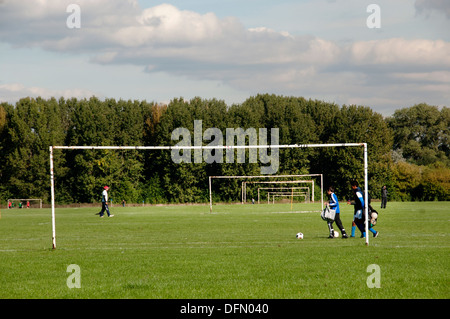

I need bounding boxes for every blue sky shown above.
[1,0,449,116]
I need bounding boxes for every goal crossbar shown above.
[49,143,369,248]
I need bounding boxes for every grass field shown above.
[0,201,448,299]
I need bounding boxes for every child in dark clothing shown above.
[326,186,348,238]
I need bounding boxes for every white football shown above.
[370,212,378,225]
[296,232,304,239]
[334,230,339,238]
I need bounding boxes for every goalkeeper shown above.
[326,186,348,238]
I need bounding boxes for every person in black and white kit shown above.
[348,181,379,238]
[326,186,348,238]
[349,181,365,237]
[98,186,114,218]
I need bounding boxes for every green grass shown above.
[0,202,448,299]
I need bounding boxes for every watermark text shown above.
[171,120,279,174]
[366,4,381,29]
[66,4,81,29]
[366,264,381,288]
[66,264,81,288]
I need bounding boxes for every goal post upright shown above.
[363,143,369,246]
[50,146,56,249]
[49,143,369,248]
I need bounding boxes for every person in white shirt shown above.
[98,185,114,218]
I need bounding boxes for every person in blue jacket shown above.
[326,186,348,238]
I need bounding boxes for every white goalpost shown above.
[258,187,310,204]
[49,143,370,248]
[269,193,308,204]
[241,179,317,204]
[208,174,322,208]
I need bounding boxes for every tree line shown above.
[0,94,448,205]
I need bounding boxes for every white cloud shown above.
[0,83,97,104]
[2,1,448,73]
[136,4,234,43]
[349,38,450,69]
[0,0,449,115]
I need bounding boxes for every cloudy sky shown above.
[0,0,449,116]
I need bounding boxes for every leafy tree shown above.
[387,104,449,165]
[63,97,146,203]
[0,104,6,133]
[310,104,394,199]
[411,163,450,201]
[3,97,66,202]
[390,161,422,201]
[150,97,230,203]
[0,103,12,201]
[0,94,447,204]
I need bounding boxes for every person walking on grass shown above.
[97,185,114,218]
